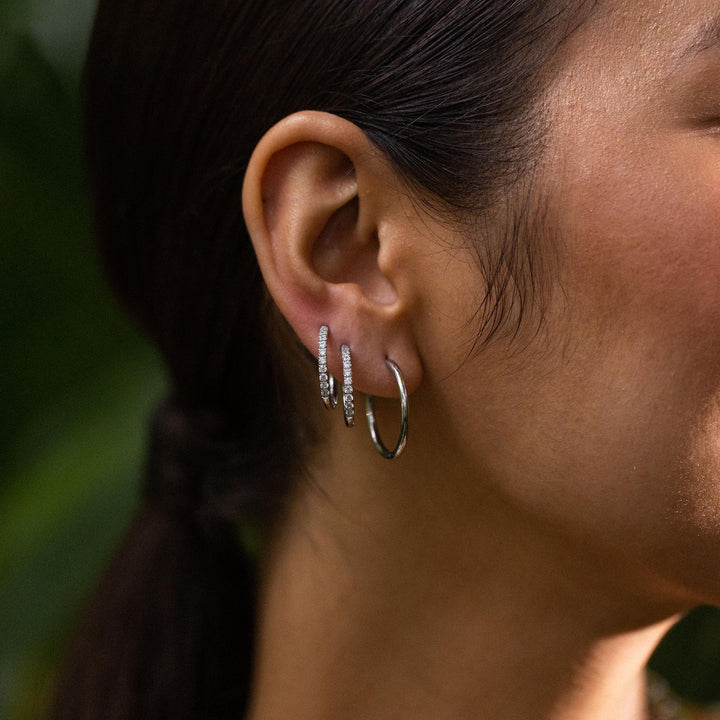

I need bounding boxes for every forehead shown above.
[578,0,720,60]
[545,0,720,116]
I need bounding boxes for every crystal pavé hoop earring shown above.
[365,359,408,460]
[341,344,355,427]
[318,326,338,409]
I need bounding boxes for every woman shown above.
[51,0,720,718]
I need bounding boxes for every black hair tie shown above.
[142,396,284,548]
[143,397,224,522]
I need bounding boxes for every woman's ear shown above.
[242,111,423,397]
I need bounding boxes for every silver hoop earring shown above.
[318,326,338,409]
[341,344,355,427]
[365,359,408,459]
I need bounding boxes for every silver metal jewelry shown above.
[341,344,355,427]
[318,326,338,409]
[365,359,408,459]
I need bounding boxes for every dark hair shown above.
[52,1,595,718]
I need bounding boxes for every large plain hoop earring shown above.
[318,326,338,409]
[365,359,408,459]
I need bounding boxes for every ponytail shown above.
[51,399,270,719]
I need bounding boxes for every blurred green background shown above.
[1,1,720,718]
[0,1,165,717]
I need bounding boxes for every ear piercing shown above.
[318,325,338,409]
[341,344,355,427]
[365,359,408,459]
[317,326,408,459]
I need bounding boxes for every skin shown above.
[241,1,720,718]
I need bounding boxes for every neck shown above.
[246,419,680,720]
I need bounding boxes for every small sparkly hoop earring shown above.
[318,326,338,409]
[365,359,408,460]
[341,344,355,427]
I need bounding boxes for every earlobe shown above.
[242,111,423,398]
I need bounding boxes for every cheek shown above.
[467,136,720,590]
[548,133,720,486]
[558,137,720,350]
